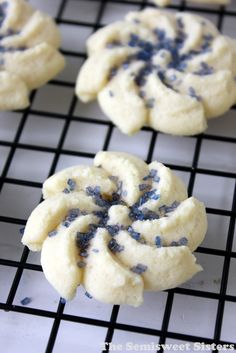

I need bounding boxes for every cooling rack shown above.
[0,0,236,352]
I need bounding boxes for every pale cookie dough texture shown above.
[76,9,236,136]
[152,0,230,7]
[0,0,65,110]
[22,152,207,307]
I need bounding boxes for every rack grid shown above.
[0,0,236,352]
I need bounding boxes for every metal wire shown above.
[0,0,235,352]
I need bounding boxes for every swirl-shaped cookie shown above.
[22,152,207,307]
[152,0,230,6]
[76,9,236,136]
[0,0,65,110]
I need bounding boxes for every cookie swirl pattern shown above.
[22,152,207,307]
[76,9,236,136]
[0,0,65,110]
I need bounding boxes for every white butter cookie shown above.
[0,0,65,110]
[22,152,207,307]
[76,9,236,136]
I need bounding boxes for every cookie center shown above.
[107,18,215,102]
[55,174,185,259]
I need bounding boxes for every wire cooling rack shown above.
[0,0,236,352]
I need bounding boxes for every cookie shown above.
[0,0,65,110]
[22,152,207,307]
[76,9,236,136]
[152,0,230,6]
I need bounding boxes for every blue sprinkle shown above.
[20,297,31,306]
[76,231,95,253]
[85,291,93,299]
[62,221,70,228]
[65,208,81,223]
[109,67,118,80]
[178,237,188,246]
[143,169,159,183]
[129,207,145,221]
[87,185,100,195]
[138,189,159,206]
[139,90,146,98]
[142,208,159,220]
[109,90,114,97]
[86,186,109,208]
[89,224,99,232]
[155,28,166,41]
[137,49,153,62]
[131,263,148,275]
[169,74,177,82]
[111,192,119,202]
[93,210,106,218]
[188,86,202,101]
[94,210,109,226]
[106,224,120,236]
[92,248,99,253]
[203,34,213,41]
[171,200,180,209]
[177,18,184,29]
[194,62,214,76]
[150,169,157,178]
[130,201,159,221]
[122,60,130,69]
[139,183,151,191]
[201,34,213,51]
[155,236,162,248]
[128,33,140,47]
[170,241,179,246]
[135,74,146,87]
[153,175,160,183]
[67,178,76,191]
[176,30,187,50]
[69,208,80,216]
[80,251,89,258]
[19,227,25,236]
[63,188,70,194]
[127,226,141,241]
[175,61,187,71]
[109,175,118,183]
[77,260,86,268]
[108,238,124,253]
[134,64,153,87]
[147,190,159,201]
[48,230,58,237]
[159,201,180,215]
